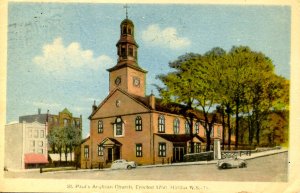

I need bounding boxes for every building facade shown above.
[80,17,222,168]
[19,108,82,133]
[4,121,48,170]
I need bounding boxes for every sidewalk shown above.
[56,148,288,173]
[139,147,288,169]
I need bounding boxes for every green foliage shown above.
[47,125,82,162]
[156,45,289,149]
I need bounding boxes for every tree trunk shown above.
[205,127,211,151]
[70,146,73,162]
[189,118,194,153]
[235,97,240,150]
[59,148,62,164]
[226,106,232,150]
[221,110,226,150]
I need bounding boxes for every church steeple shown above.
[116,18,138,66]
[107,12,147,97]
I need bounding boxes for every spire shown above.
[124,4,130,19]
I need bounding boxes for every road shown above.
[4,152,287,182]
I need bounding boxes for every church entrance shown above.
[173,146,185,162]
[100,137,122,163]
[107,147,121,162]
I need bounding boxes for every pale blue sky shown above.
[7,3,291,138]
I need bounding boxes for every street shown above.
[4,152,287,182]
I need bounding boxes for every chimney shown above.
[92,100,97,112]
[149,91,155,110]
[38,108,41,115]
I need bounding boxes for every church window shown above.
[195,122,200,134]
[114,117,124,137]
[173,118,180,134]
[122,26,126,34]
[84,145,89,159]
[135,116,142,131]
[98,145,104,156]
[185,121,190,134]
[158,143,166,157]
[128,27,132,35]
[129,46,133,56]
[158,115,165,133]
[136,144,142,157]
[121,45,126,56]
[195,143,201,153]
[98,120,103,133]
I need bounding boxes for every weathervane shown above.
[124,4,130,19]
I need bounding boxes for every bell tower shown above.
[107,7,147,97]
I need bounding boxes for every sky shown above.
[6,3,291,138]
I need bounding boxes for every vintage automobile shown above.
[217,158,247,169]
[111,159,137,170]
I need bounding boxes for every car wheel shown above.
[241,163,247,168]
[127,165,132,170]
[221,164,227,169]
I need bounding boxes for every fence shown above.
[183,151,214,162]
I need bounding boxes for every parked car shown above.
[111,159,137,170]
[217,158,247,169]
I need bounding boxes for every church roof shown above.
[107,62,147,73]
[89,88,220,123]
[120,18,134,26]
[131,94,213,121]
[155,134,205,143]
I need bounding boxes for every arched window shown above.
[185,121,190,134]
[158,115,165,133]
[173,118,180,134]
[114,117,124,137]
[98,120,103,133]
[135,116,142,131]
[195,122,200,134]
[122,26,126,34]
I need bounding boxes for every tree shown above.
[64,126,82,162]
[156,53,202,153]
[47,125,82,164]
[47,126,64,163]
[156,49,224,151]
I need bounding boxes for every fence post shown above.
[40,167,42,173]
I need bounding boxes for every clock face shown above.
[115,77,121,85]
[133,77,140,87]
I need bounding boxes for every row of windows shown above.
[49,117,80,127]
[28,130,45,138]
[30,140,44,147]
[85,142,203,159]
[97,116,221,137]
[30,148,44,154]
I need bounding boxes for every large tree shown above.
[156,53,202,153]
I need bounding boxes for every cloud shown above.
[142,24,191,50]
[32,101,62,110]
[33,37,114,73]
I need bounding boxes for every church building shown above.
[80,15,222,168]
